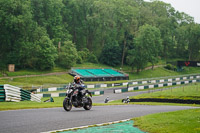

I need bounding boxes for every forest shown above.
[0,0,200,72]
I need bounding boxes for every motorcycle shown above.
[63,84,92,111]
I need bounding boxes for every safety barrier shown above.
[0,84,41,102]
[35,90,104,98]
[114,79,200,93]
[37,87,65,93]
[36,73,200,92]
[0,85,5,102]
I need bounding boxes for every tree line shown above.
[0,0,200,72]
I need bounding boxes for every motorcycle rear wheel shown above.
[83,97,92,110]
[63,98,72,111]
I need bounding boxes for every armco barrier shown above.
[36,90,104,98]
[114,79,200,93]
[1,84,41,102]
[37,87,65,93]
[36,74,200,92]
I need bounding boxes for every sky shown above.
[144,0,200,24]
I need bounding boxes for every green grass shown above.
[132,108,200,133]
[132,83,200,100]
[0,74,74,89]
[0,97,65,111]
[109,83,200,105]
[0,67,67,77]
[127,83,200,133]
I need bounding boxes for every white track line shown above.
[41,119,131,133]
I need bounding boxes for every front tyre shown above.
[63,98,72,111]
[83,97,92,110]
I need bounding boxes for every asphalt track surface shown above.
[0,88,198,133]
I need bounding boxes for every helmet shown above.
[74,76,80,83]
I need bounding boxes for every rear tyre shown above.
[63,98,72,111]
[83,97,92,110]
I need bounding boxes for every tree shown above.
[150,1,177,59]
[112,0,139,68]
[175,23,200,61]
[57,41,78,68]
[126,49,136,72]
[0,0,36,67]
[36,36,57,70]
[31,0,70,45]
[19,26,57,70]
[100,41,121,66]
[127,24,162,72]
[186,23,200,60]
[143,24,162,69]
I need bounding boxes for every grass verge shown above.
[1,67,67,77]
[0,97,64,111]
[132,108,200,133]
[0,74,73,89]
[132,83,200,100]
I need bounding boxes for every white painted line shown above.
[41,119,131,133]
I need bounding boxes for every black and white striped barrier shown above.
[0,84,41,102]
[114,79,200,93]
[37,87,65,93]
[36,90,104,98]
[36,74,200,92]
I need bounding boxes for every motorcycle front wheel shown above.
[63,98,72,111]
[83,97,92,110]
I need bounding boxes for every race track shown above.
[0,104,197,133]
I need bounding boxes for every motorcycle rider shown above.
[73,76,85,99]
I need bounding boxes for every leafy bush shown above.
[77,48,98,63]
[78,48,90,62]
[76,55,83,64]
[87,53,98,63]
[165,64,177,71]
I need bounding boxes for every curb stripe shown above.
[40,119,131,133]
